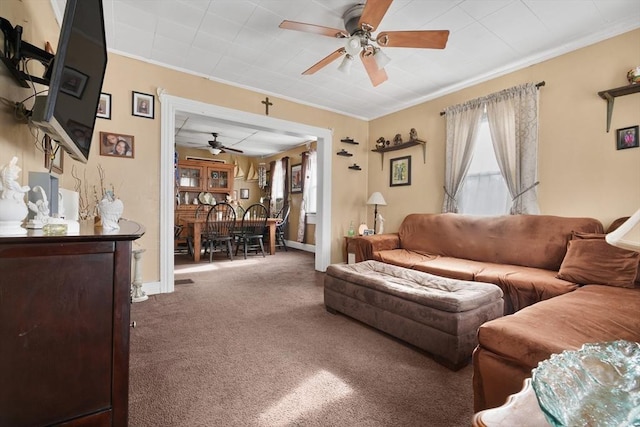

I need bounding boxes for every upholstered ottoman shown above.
[324,260,503,370]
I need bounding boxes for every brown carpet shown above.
[129,250,474,426]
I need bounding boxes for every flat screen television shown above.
[29,0,107,163]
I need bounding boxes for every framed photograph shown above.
[99,131,135,158]
[363,229,375,236]
[291,164,303,193]
[616,125,639,150]
[240,188,249,199]
[60,66,88,98]
[44,135,63,174]
[390,155,411,187]
[132,91,154,119]
[97,93,111,119]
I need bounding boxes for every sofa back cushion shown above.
[398,213,604,271]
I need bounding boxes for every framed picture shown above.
[44,135,63,174]
[132,91,154,119]
[291,164,303,193]
[390,155,411,187]
[616,125,639,150]
[60,66,88,98]
[363,229,375,236]
[99,131,135,158]
[97,92,111,119]
[240,188,249,199]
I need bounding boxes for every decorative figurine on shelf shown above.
[393,133,403,145]
[27,185,50,229]
[376,137,386,149]
[97,190,123,230]
[376,212,385,235]
[0,156,30,235]
[409,128,418,141]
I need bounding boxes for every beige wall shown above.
[1,0,638,284]
[368,29,640,233]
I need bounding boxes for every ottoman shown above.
[324,260,503,370]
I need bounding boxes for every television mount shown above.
[1,17,54,88]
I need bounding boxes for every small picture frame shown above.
[240,188,249,199]
[97,93,111,119]
[616,125,639,150]
[60,66,88,99]
[99,131,135,158]
[291,164,303,193]
[390,155,411,187]
[44,135,63,174]
[132,91,154,119]
[363,229,375,236]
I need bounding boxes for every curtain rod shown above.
[439,81,545,116]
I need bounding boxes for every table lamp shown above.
[606,208,640,251]
[367,192,387,234]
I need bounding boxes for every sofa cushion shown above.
[557,233,640,288]
[476,285,640,371]
[475,263,578,313]
[397,213,603,271]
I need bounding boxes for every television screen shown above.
[30,0,107,163]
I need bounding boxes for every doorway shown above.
[159,93,332,294]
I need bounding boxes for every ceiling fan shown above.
[279,0,449,86]
[206,133,243,155]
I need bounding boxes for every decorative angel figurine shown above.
[0,156,30,201]
[0,156,29,235]
[27,185,50,228]
[377,212,385,235]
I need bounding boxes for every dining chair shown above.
[275,205,290,251]
[235,203,268,259]
[202,202,236,262]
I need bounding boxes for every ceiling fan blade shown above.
[358,0,393,32]
[302,48,346,75]
[360,50,388,87]
[222,146,244,154]
[376,30,450,49]
[279,20,348,38]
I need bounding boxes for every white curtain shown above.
[270,160,283,213]
[485,83,540,214]
[297,150,315,242]
[442,101,484,213]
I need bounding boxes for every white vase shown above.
[98,198,124,230]
[0,198,28,235]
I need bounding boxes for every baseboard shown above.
[141,280,162,296]
[285,240,315,253]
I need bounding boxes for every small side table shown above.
[343,236,356,264]
[131,248,148,302]
[472,378,550,427]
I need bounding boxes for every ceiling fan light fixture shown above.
[373,48,391,69]
[209,147,222,155]
[337,54,354,74]
[345,35,362,56]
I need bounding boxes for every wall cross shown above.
[261,97,273,115]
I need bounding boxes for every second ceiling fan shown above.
[207,133,243,155]
[279,0,449,86]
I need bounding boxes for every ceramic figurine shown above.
[393,134,403,145]
[97,190,123,230]
[409,128,418,141]
[376,137,386,149]
[0,156,30,234]
[377,213,385,235]
[27,185,50,228]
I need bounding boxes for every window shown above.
[271,160,284,201]
[305,151,317,214]
[458,118,510,216]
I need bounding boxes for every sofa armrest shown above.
[349,233,401,262]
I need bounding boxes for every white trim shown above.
[159,92,332,293]
[286,241,315,253]
[306,213,317,225]
[141,281,161,296]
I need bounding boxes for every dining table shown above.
[181,217,280,262]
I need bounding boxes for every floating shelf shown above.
[348,164,362,171]
[341,137,359,144]
[372,139,427,169]
[597,84,640,132]
[336,149,353,157]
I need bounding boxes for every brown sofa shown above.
[351,213,640,412]
[350,213,604,314]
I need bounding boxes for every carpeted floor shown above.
[129,250,474,426]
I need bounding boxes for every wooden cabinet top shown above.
[178,159,233,171]
[0,220,145,245]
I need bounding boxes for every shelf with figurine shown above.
[371,128,426,169]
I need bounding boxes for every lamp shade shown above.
[606,208,640,252]
[209,147,222,155]
[373,48,391,69]
[367,192,387,206]
[337,54,354,74]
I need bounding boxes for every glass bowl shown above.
[531,340,640,427]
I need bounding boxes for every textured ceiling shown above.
[52,0,640,157]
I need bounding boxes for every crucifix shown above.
[261,97,273,115]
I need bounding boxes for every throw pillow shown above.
[557,232,640,288]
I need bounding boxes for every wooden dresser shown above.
[0,220,144,427]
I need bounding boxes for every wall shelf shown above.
[597,84,640,132]
[348,164,362,171]
[372,139,426,169]
[337,149,353,157]
[341,137,359,145]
